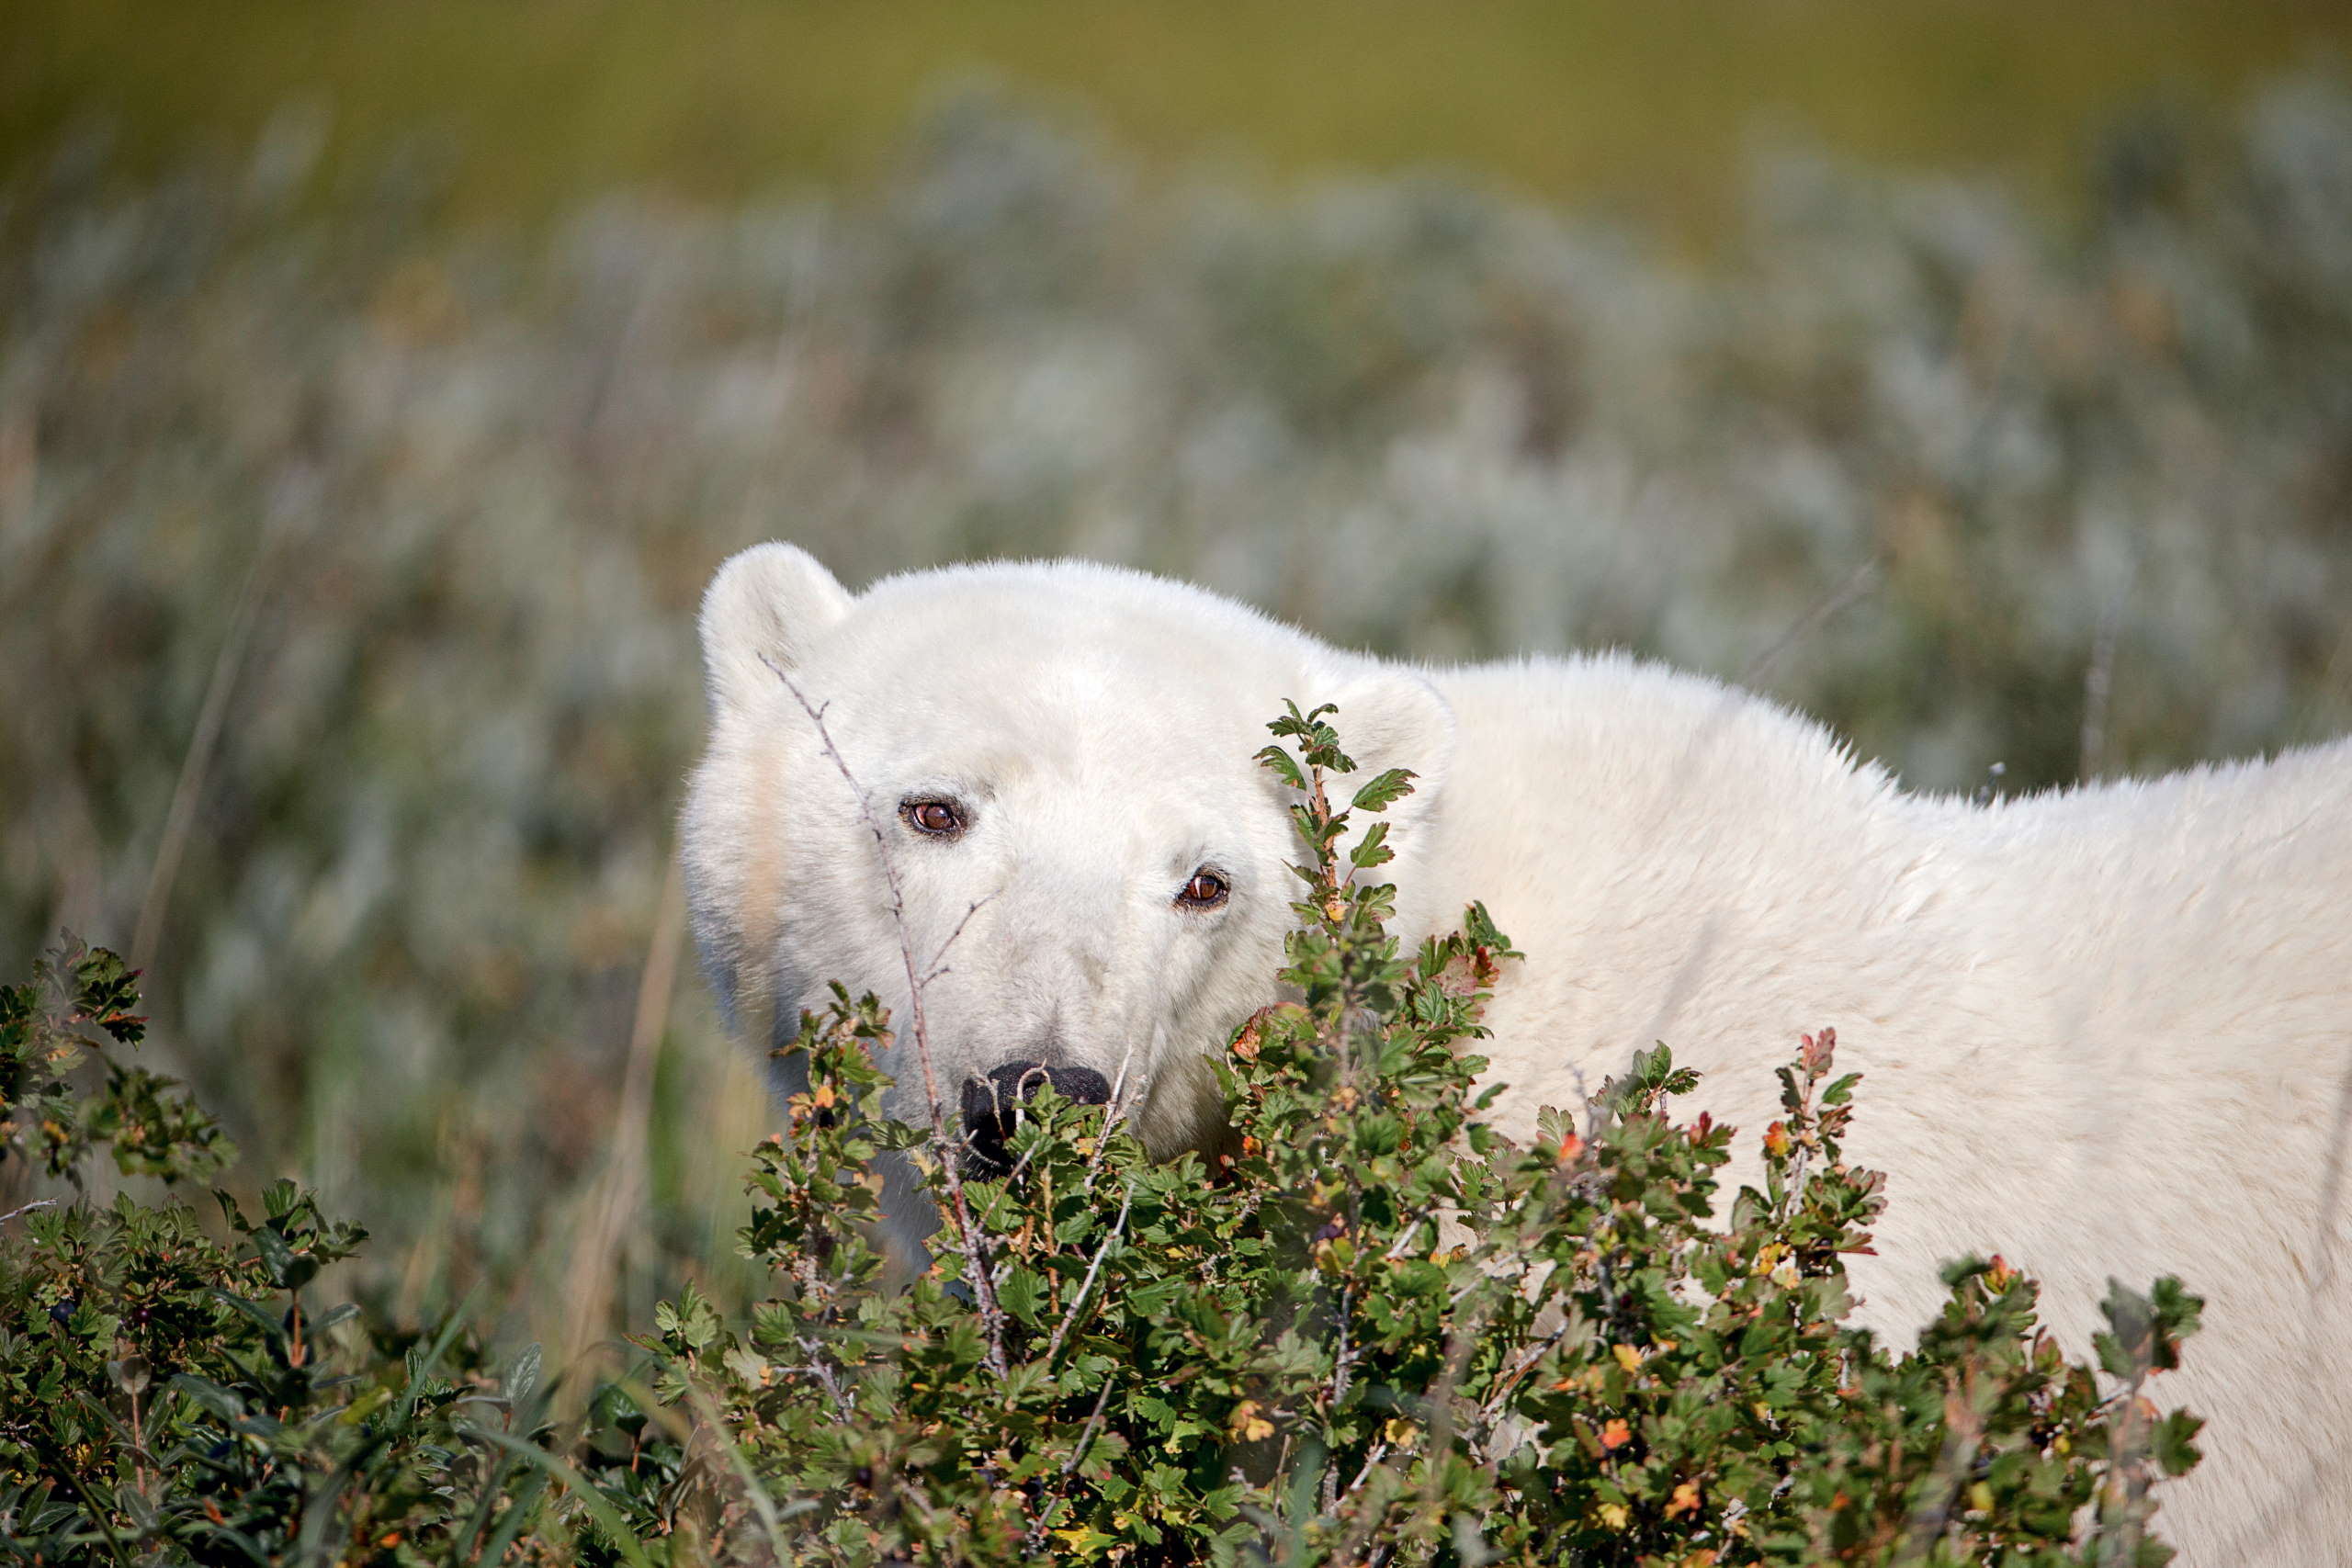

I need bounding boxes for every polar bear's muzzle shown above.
[959,1061,1113,1178]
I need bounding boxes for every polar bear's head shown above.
[680,543,1452,1175]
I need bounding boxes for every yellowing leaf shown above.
[1049,1524,1118,1559]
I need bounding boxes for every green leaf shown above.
[1348,767,1417,813]
[261,1177,301,1220]
[462,1427,662,1568]
[1255,745,1306,789]
[503,1342,544,1410]
[999,1265,1047,1325]
[2153,1409,2204,1476]
[1349,819,1395,869]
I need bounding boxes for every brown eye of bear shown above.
[902,799,966,838]
[1177,870,1229,908]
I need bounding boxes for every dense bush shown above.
[1,712,2203,1563]
[2,942,536,1563]
[616,705,2202,1565]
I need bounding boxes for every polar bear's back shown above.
[1404,652,2352,1564]
[1941,736,2352,1563]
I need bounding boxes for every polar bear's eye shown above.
[901,798,967,839]
[1176,870,1229,909]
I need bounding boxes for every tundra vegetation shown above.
[3,61,2341,1566]
[2,707,2204,1563]
[3,76,2348,1362]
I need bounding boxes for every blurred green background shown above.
[3,3,2348,1374]
[9,0,2352,243]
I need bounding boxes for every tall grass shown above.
[1,75,2346,1354]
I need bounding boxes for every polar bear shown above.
[680,542,2352,1565]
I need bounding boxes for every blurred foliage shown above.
[1,936,229,1185]
[0,73,2348,1363]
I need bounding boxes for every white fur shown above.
[682,544,2352,1565]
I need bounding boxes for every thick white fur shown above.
[682,544,2352,1565]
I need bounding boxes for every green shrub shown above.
[623,705,2203,1566]
[0,706,2204,1564]
[0,941,649,1565]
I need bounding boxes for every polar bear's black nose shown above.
[960,1062,1112,1178]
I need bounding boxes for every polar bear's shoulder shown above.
[1426,649,1903,825]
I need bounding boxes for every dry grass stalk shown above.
[558,848,688,1382]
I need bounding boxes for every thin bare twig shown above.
[1383,1216,1431,1262]
[1081,1032,1149,1188]
[1029,1370,1126,1553]
[919,893,998,987]
[1339,1441,1392,1508]
[763,655,1011,1378]
[2080,598,2122,783]
[1,1198,59,1226]
[1043,1179,1136,1369]
[130,468,313,974]
[1479,1325,1570,1420]
[1324,1291,1487,1565]
[1058,1377,1117,1481]
[1740,553,1883,691]
[130,543,269,974]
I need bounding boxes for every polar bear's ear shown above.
[698,543,854,716]
[1312,660,1455,828]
